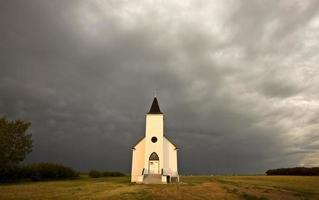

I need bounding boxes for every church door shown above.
[149,152,160,174]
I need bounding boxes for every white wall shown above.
[131,138,145,182]
[131,113,179,182]
[163,137,178,176]
[144,114,164,173]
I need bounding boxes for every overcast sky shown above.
[1,0,319,174]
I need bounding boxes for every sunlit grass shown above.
[0,175,318,200]
[214,175,319,194]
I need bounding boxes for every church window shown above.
[151,137,157,143]
[149,152,159,160]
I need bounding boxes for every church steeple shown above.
[147,97,163,114]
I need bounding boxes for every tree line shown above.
[88,170,125,178]
[266,167,319,176]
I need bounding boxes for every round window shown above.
[151,137,157,143]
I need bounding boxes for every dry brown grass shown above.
[145,181,238,200]
[215,175,319,199]
[0,176,318,200]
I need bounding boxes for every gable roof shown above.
[131,137,145,149]
[147,97,163,114]
[132,136,178,150]
[164,135,179,149]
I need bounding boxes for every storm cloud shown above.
[1,0,319,174]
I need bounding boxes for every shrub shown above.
[0,165,27,182]
[0,163,79,182]
[103,171,125,177]
[88,170,102,178]
[26,163,79,181]
[88,170,125,178]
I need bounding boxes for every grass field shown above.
[0,176,318,200]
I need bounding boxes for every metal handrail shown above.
[142,168,179,176]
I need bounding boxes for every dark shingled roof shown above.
[147,97,163,114]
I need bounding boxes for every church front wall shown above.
[131,138,145,182]
[144,114,164,173]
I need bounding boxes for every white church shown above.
[131,97,179,184]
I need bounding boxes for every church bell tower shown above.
[144,97,164,174]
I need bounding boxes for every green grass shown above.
[0,175,318,200]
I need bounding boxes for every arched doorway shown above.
[149,152,159,174]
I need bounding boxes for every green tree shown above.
[0,117,32,168]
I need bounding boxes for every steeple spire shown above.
[147,97,162,114]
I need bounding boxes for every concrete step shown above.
[143,174,162,184]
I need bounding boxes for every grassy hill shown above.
[0,175,318,200]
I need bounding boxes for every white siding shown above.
[131,138,145,182]
[131,110,179,183]
[163,137,178,176]
[144,114,164,173]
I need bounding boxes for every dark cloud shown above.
[1,0,319,174]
